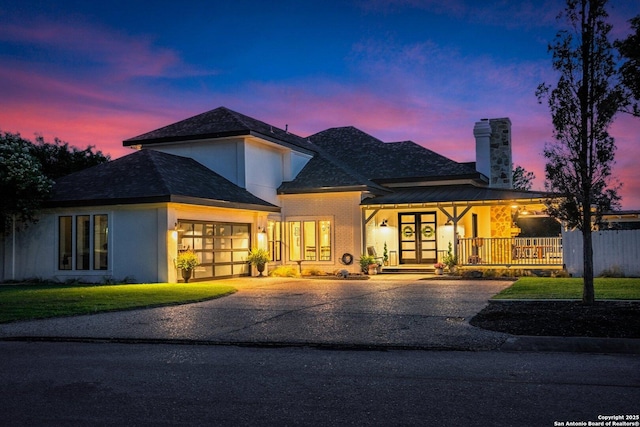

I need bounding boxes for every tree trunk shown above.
[579,0,594,307]
[582,226,595,306]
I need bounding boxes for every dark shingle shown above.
[308,126,477,182]
[278,152,388,194]
[48,149,278,210]
[123,106,315,154]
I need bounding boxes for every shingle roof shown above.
[307,126,478,183]
[360,184,549,206]
[48,149,279,211]
[278,152,389,194]
[123,106,316,154]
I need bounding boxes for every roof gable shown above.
[123,106,316,154]
[308,126,477,182]
[49,149,278,210]
[278,152,388,194]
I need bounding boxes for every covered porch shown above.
[361,184,563,271]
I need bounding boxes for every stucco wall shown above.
[144,136,312,206]
[245,140,285,206]
[110,207,163,283]
[2,203,273,283]
[150,138,246,187]
[280,192,362,273]
[2,214,56,281]
[1,206,164,283]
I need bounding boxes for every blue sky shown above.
[1,0,639,207]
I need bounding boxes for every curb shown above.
[0,336,496,352]
[500,336,640,354]
[4,335,639,354]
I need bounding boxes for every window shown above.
[58,214,109,271]
[288,219,331,261]
[94,215,108,270]
[58,216,72,270]
[267,220,282,262]
[76,215,90,270]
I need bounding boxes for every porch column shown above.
[438,205,471,262]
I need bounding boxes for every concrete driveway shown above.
[0,275,514,350]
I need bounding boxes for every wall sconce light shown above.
[258,226,266,233]
[380,219,388,227]
[445,219,452,226]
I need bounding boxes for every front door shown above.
[399,212,437,264]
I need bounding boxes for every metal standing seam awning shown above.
[360,184,549,209]
[360,184,551,259]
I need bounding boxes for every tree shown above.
[0,132,53,234]
[0,131,110,235]
[512,165,536,191]
[536,0,634,305]
[615,16,640,115]
[31,136,110,180]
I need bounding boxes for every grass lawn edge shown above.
[0,284,237,324]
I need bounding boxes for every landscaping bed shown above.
[470,300,640,338]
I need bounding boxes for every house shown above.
[1,107,561,283]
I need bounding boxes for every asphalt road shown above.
[1,341,638,426]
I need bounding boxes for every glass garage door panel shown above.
[177,220,252,280]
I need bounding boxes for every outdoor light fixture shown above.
[380,219,388,227]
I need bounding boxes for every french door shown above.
[399,212,437,264]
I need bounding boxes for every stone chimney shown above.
[473,118,512,189]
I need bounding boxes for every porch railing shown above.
[457,237,563,267]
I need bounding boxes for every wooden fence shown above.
[562,229,640,277]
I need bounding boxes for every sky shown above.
[1,0,639,208]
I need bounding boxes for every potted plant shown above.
[433,262,445,275]
[383,242,389,266]
[247,248,270,276]
[359,254,377,274]
[442,242,458,274]
[176,250,199,283]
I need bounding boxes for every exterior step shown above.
[381,267,435,274]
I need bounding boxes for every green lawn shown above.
[493,277,640,300]
[0,282,236,323]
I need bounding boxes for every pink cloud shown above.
[0,20,209,80]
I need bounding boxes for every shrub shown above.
[442,242,458,270]
[599,265,625,278]
[552,269,570,278]
[461,269,483,279]
[482,269,498,278]
[269,266,299,277]
[302,267,326,276]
